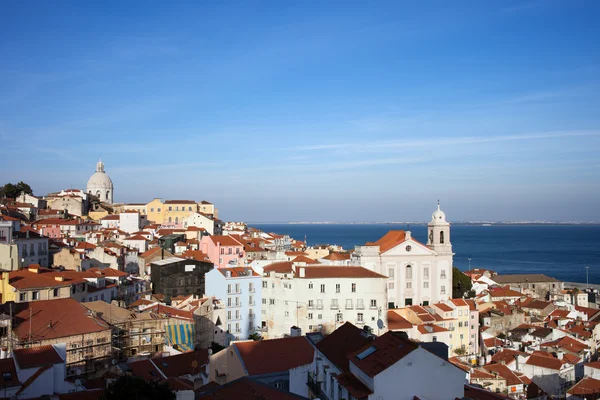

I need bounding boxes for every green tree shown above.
[0,181,33,198]
[452,267,473,299]
[103,375,175,400]
[248,332,263,341]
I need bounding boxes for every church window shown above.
[105,191,109,201]
[406,265,412,279]
[440,231,445,244]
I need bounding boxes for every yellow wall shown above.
[89,210,109,221]
[0,272,16,303]
[0,273,72,304]
[163,203,197,225]
[146,199,165,224]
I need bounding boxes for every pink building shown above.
[200,235,244,268]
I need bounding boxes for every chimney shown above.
[299,267,305,278]
[290,326,301,337]
[54,276,65,282]
[405,231,411,240]
[28,266,39,273]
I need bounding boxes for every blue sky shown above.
[1,1,600,222]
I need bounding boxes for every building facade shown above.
[352,204,453,308]
[86,159,114,204]
[150,257,214,299]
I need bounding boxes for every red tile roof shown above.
[153,349,209,377]
[417,324,450,334]
[210,235,243,247]
[124,234,148,241]
[127,358,163,381]
[349,331,419,377]
[234,336,314,375]
[491,349,526,365]
[567,376,600,396]
[541,336,589,354]
[298,266,387,279]
[450,298,469,307]
[322,252,351,261]
[483,363,522,386]
[164,200,196,204]
[315,322,372,372]
[387,311,413,330]
[13,345,63,368]
[8,268,87,289]
[8,298,110,342]
[291,255,320,264]
[181,249,210,262]
[335,371,373,398]
[0,358,19,388]
[525,354,564,370]
[366,230,406,253]
[263,262,293,274]
[433,303,453,312]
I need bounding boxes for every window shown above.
[318,314,322,319]
[175,206,179,211]
[370,299,377,308]
[441,285,446,294]
[424,281,429,288]
[317,299,323,309]
[262,298,266,304]
[228,297,232,307]
[235,284,240,293]
[331,299,339,309]
[220,248,224,255]
[357,313,364,322]
[228,247,232,255]
[320,284,325,293]
[388,282,394,289]
[424,267,429,279]
[308,282,313,289]
[440,231,444,244]
[336,313,343,322]
[32,291,39,300]
[188,206,192,211]
[285,311,290,317]
[53,288,59,297]
[249,295,253,305]
[459,321,463,328]
[19,293,26,302]
[406,265,412,279]
[227,311,232,320]
[471,314,475,320]
[388,268,394,278]
[406,282,412,289]
[405,298,413,306]
[235,310,240,320]
[351,283,356,293]
[357,299,364,309]
[269,299,275,305]
[235,323,240,333]
[249,282,254,292]
[168,206,172,211]
[228,284,232,294]
[262,281,267,288]
[308,313,313,320]
[345,299,353,309]
[150,208,154,212]
[459,310,463,316]
[335,284,340,293]
[168,217,172,223]
[157,207,161,212]
[308,300,314,308]
[441,270,446,279]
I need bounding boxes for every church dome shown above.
[431,202,446,223]
[87,171,113,189]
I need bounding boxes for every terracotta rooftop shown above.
[492,274,559,284]
[387,311,413,330]
[417,324,450,334]
[567,376,600,396]
[335,371,373,399]
[164,200,197,204]
[315,322,372,372]
[6,298,110,342]
[291,255,320,264]
[13,345,63,368]
[483,363,522,386]
[8,268,87,290]
[263,262,293,274]
[181,249,210,262]
[217,267,259,277]
[153,349,209,378]
[365,230,406,253]
[0,358,19,388]
[209,235,243,247]
[234,336,314,375]
[525,354,564,370]
[433,303,454,312]
[322,252,351,261]
[297,266,387,279]
[349,331,419,377]
[491,349,527,365]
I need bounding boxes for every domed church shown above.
[87,159,114,203]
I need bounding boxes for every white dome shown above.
[431,202,447,223]
[87,171,113,189]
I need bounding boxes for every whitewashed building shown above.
[352,203,453,308]
[261,262,388,338]
[204,267,262,341]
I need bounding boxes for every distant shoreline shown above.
[249,222,600,226]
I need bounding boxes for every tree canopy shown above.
[452,267,473,299]
[104,375,175,400]
[0,182,33,199]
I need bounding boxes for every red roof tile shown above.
[322,252,351,261]
[483,363,522,386]
[210,235,243,247]
[349,331,419,377]
[13,345,63,368]
[154,349,209,377]
[387,311,413,330]
[526,354,564,370]
[291,255,320,264]
[491,349,526,365]
[567,376,600,396]
[234,336,314,375]
[335,371,373,398]
[366,230,406,253]
[217,267,259,277]
[6,298,110,342]
[315,322,372,372]
[263,262,293,274]
[433,303,453,312]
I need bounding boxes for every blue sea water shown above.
[251,224,600,284]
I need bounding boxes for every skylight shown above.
[356,345,377,360]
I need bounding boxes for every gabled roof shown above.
[483,363,522,386]
[6,298,110,342]
[234,336,314,375]
[217,267,259,277]
[154,349,209,377]
[567,376,600,396]
[335,371,373,399]
[297,266,386,279]
[0,358,19,388]
[348,331,419,377]
[139,246,173,260]
[263,262,293,274]
[492,274,559,284]
[322,252,351,261]
[164,200,197,204]
[541,336,589,353]
[13,345,63,368]
[365,230,406,253]
[124,234,148,241]
[433,303,453,312]
[387,311,413,330]
[525,354,564,370]
[291,255,320,264]
[315,322,372,372]
[491,349,526,365]
[209,235,243,247]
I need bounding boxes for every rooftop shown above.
[349,331,419,377]
[234,336,314,375]
[315,322,372,372]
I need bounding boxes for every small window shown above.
[320,284,325,293]
[351,283,356,293]
[32,291,40,300]
[53,288,59,297]
[335,284,340,293]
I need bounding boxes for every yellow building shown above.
[145,199,203,226]
[447,298,471,355]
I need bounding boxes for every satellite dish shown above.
[377,319,384,330]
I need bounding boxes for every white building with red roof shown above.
[261,263,387,339]
[351,203,453,309]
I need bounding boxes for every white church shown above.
[351,203,453,308]
[86,159,114,204]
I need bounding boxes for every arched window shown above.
[440,231,445,244]
[175,217,179,224]
[168,217,172,223]
[96,190,101,198]
[105,191,110,201]
[406,265,412,279]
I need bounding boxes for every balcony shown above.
[316,304,324,310]
[356,304,365,310]
[307,304,314,310]
[330,304,339,310]
[345,304,353,310]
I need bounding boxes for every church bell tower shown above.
[427,201,452,255]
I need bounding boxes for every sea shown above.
[251,224,600,285]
